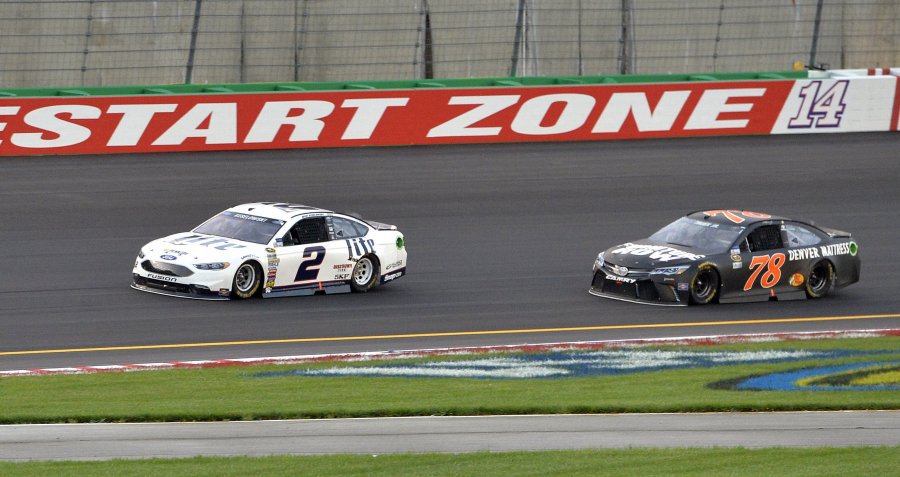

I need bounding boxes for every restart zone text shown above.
[132,202,407,300]
[590,210,859,306]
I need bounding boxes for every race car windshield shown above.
[649,217,743,254]
[193,211,284,244]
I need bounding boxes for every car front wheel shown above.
[232,262,261,299]
[689,264,719,305]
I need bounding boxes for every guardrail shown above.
[0,69,896,156]
[0,71,806,98]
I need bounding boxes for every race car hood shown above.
[601,239,707,269]
[141,232,257,264]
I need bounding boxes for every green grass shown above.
[1,448,898,476]
[1,336,898,424]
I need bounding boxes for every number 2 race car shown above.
[132,202,407,300]
[590,210,859,306]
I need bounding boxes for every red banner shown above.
[0,81,795,156]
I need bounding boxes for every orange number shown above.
[760,253,785,288]
[705,210,746,224]
[744,255,769,291]
[741,211,771,219]
[744,253,785,291]
[705,210,773,224]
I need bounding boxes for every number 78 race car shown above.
[132,202,407,300]
[590,210,859,306]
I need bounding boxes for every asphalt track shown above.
[1,133,898,371]
[4,412,899,461]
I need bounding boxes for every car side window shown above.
[330,217,368,240]
[738,236,751,253]
[282,217,328,246]
[745,224,784,252]
[351,220,369,237]
[782,223,822,248]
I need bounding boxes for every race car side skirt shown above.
[719,289,807,304]
[263,280,352,298]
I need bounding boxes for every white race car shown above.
[132,202,407,300]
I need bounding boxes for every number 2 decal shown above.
[743,253,785,291]
[295,246,326,282]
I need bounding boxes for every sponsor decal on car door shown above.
[738,251,805,296]
[276,241,349,289]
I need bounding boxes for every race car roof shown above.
[229,202,333,221]
[687,209,790,227]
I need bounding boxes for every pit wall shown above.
[0,69,896,156]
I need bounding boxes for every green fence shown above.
[0,71,807,98]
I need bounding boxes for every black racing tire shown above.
[689,264,719,305]
[805,260,834,299]
[350,255,379,292]
[232,261,261,299]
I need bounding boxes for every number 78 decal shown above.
[744,253,785,291]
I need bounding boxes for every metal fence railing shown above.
[0,0,896,88]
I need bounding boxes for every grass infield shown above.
[1,335,898,473]
[1,336,898,424]
[2,447,899,476]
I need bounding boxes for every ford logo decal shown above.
[160,255,177,261]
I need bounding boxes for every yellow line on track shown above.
[1,313,898,357]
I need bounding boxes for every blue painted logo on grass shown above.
[732,361,900,391]
[252,349,889,380]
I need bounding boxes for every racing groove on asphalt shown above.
[1,133,898,370]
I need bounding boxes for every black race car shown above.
[590,210,859,306]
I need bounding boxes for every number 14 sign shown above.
[788,80,848,129]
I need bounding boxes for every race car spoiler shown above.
[367,220,398,231]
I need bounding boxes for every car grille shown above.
[142,260,194,277]
[135,276,192,294]
[134,275,218,297]
[592,271,663,302]
[591,271,613,289]
[600,263,652,278]
[593,271,637,298]
[636,281,660,301]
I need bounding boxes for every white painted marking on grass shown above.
[1,329,896,377]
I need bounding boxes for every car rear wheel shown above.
[806,260,834,299]
[689,264,719,305]
[233,262,261,299]
[350,256,378,292]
